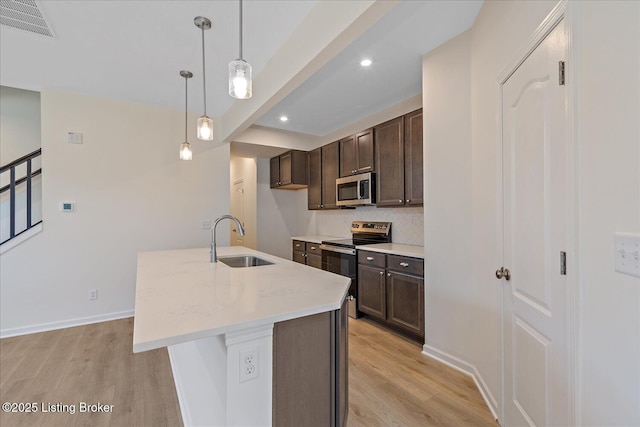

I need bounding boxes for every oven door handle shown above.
[320,244,356,256]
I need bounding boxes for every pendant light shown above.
[179,70,193,160]
[194,16,214,140]
[229,0,252,99]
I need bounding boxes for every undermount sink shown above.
[218,255,274,268]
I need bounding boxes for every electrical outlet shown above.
[239,347,259,383]
[88,289,98,300]
[201,220,212,230]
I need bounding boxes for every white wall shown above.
[230,156,257,249]
[256,158,312,260]
[422,28,476,387]
[0,88,230,336]
[576,2,639,425]
[422,0,640,425]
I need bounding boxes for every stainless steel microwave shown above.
[336,172,376,206]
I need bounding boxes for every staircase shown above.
[0,148,42,246]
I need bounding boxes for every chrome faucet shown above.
[211,215,245,263]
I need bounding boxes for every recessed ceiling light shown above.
[279,116,289,122]
[360,58,373,67]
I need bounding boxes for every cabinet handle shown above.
[400,262,410,267]
[387,273,392,277]
[406,199,410,203]
[366,256,374,261]
[320,204,324,208]
[399,199,403,203]
[310,246,316,250]
[379,271,384,275]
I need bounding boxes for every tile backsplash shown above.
[313,206,424,246]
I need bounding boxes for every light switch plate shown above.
[614,233,640,278]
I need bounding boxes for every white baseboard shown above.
[422,344,499,422]
[0,310,134,338]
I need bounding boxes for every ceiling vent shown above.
[0,0,54,37]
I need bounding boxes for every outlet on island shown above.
[88,289,98,300]
[239,347,259,383]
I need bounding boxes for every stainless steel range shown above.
[320,221,392,318]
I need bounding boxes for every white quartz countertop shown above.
[357,243,424,259]
[291,235,345,244]
[133,246,350,353]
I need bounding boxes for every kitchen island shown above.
[133,246,350,427]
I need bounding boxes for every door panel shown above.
[374,117,404,206]
[322,142,339,209]
[357,265,386,320]
[339,135,356,177]
[502,20,569,427]
[404,109,423,205]
[308,148,322,209]
[355,128,374,173]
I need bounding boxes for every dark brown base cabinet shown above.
[357,250,424,341]
[273,300,348,427]
[292,240,322,269]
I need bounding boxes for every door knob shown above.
[495,267,511,281]
[379,271,384,275]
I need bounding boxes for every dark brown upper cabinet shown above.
[307,142,340,210]
[270,150,308,189]
[403,109,423,206]
[307,147,322,209]
[321,141,340,209]
[374,109,423,207]
[339,128,374,177]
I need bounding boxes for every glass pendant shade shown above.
[197,115,214,140]
[229,59,252,99]
[179,141,192,160]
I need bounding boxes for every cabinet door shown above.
[355,128,374,173]
[307,148,322,209]
[270,156,281,188]
[375,117,405,206]
[279,152,292,185]
[404,109,423,205]
[339,135,356,177]
[321,141,340,209]
[293,250,306,265]
[306,253,322,269]
[357,265,386,320]
[387,271,424,338]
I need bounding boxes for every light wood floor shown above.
[1,317,496,427]
[347,318,496,427]
[0,318,182,427]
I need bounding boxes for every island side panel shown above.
[273,311,332,426]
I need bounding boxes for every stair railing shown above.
[0,148,42,244]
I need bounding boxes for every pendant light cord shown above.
[201,26,207,115]
[239,0,243,60]
[184,76,188,142]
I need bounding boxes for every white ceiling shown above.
[254,0,482,136]
[0,0,316,117]
[0,0,482,139]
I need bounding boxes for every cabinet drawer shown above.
[306,243,322,255]
[358,250,386,268]
[292,240,306,252]
[387,255,424,276]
